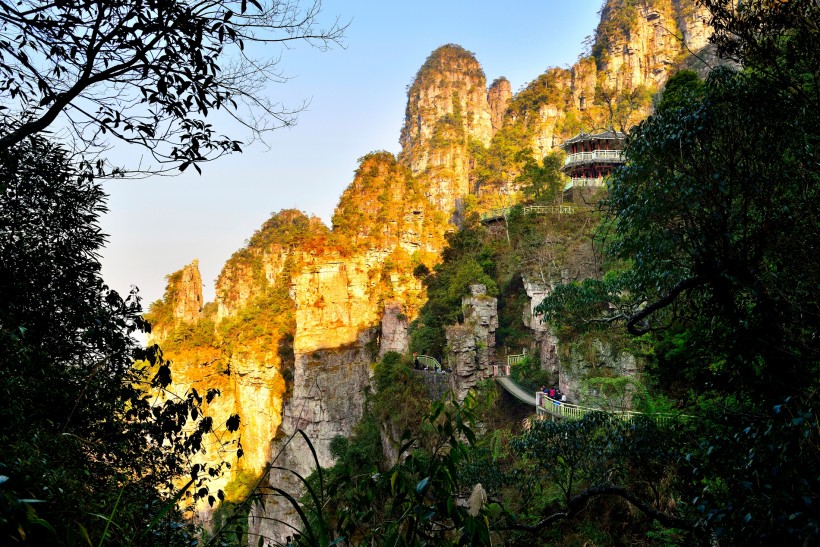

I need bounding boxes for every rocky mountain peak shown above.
[215,209,328,320]
[171,259,203,323]
[398,44,494,216]
[149,1,717,533]
[488,77,512,133]
[593,0,712,92]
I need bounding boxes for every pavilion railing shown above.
[564,149,624,167]
[563,177,606,191]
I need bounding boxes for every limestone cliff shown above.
[488,77,512,133]
[146,210,329,514]
[522,276,560,377]
[215,210,329,320]
[559,334,641,410]
[145,0,713,539]
[249,152,446,544]
[398,45,494,215]
[473,0,711,202]
[447,284,498,401]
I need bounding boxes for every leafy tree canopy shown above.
[536,2,820,537]
[516,149,565,204]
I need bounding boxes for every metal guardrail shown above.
[507,353,527,366]
[494,374,677,426]
[564,149,624,167]
[480,204,577,223]
[535,394,674,426]
[416,355,441,371]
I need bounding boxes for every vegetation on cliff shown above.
[242,2,820,545]
[410,204,598,361]
[535,4,820,539]
[593,0,674,64]
[19,0,814,543]
[0,0,347,539]
[332,152,444,254]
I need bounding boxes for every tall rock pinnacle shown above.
[398,44,493,216]
[172,259,203,322]
[488,77,512,133]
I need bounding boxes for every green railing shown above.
[507,353,527,366]
[416,355,441,371]
[480,204,577,223]
[494,375,678,426]
[536,394,675,426]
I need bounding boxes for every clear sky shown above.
[99,0,603,307]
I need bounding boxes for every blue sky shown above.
[100,0,602,306]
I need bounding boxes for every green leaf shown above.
[415,477,430,496]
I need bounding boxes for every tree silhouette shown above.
[0,0,346,175]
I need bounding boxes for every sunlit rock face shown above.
[480,0,712,197]
[214,209,327,321]
[290,251,420,355]
[172,259,203,322]
[250,152,446,543]
[399,44,493,214]
[145,212,322,519]
[488,77,512,134]
[586,0,714,118]
[214,246,288,321]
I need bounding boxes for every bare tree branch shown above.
[0,0,348,176]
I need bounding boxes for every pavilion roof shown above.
[561,129,626,149]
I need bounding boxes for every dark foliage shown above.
[0,136,236,545]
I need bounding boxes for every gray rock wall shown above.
[248,328,376,545]
[380,302,409,357]
[447,285,498,400]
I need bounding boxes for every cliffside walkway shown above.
[496,376,537,405]
[494,372,675,425]
[480,204,577,223]
[415,354,442,371]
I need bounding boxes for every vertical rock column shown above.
[487,77,511,134]
[522,276,560,380]
[172,259,203,322]
[379,301,409,357]
[447,284,498,400]
[398,44,494,215]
